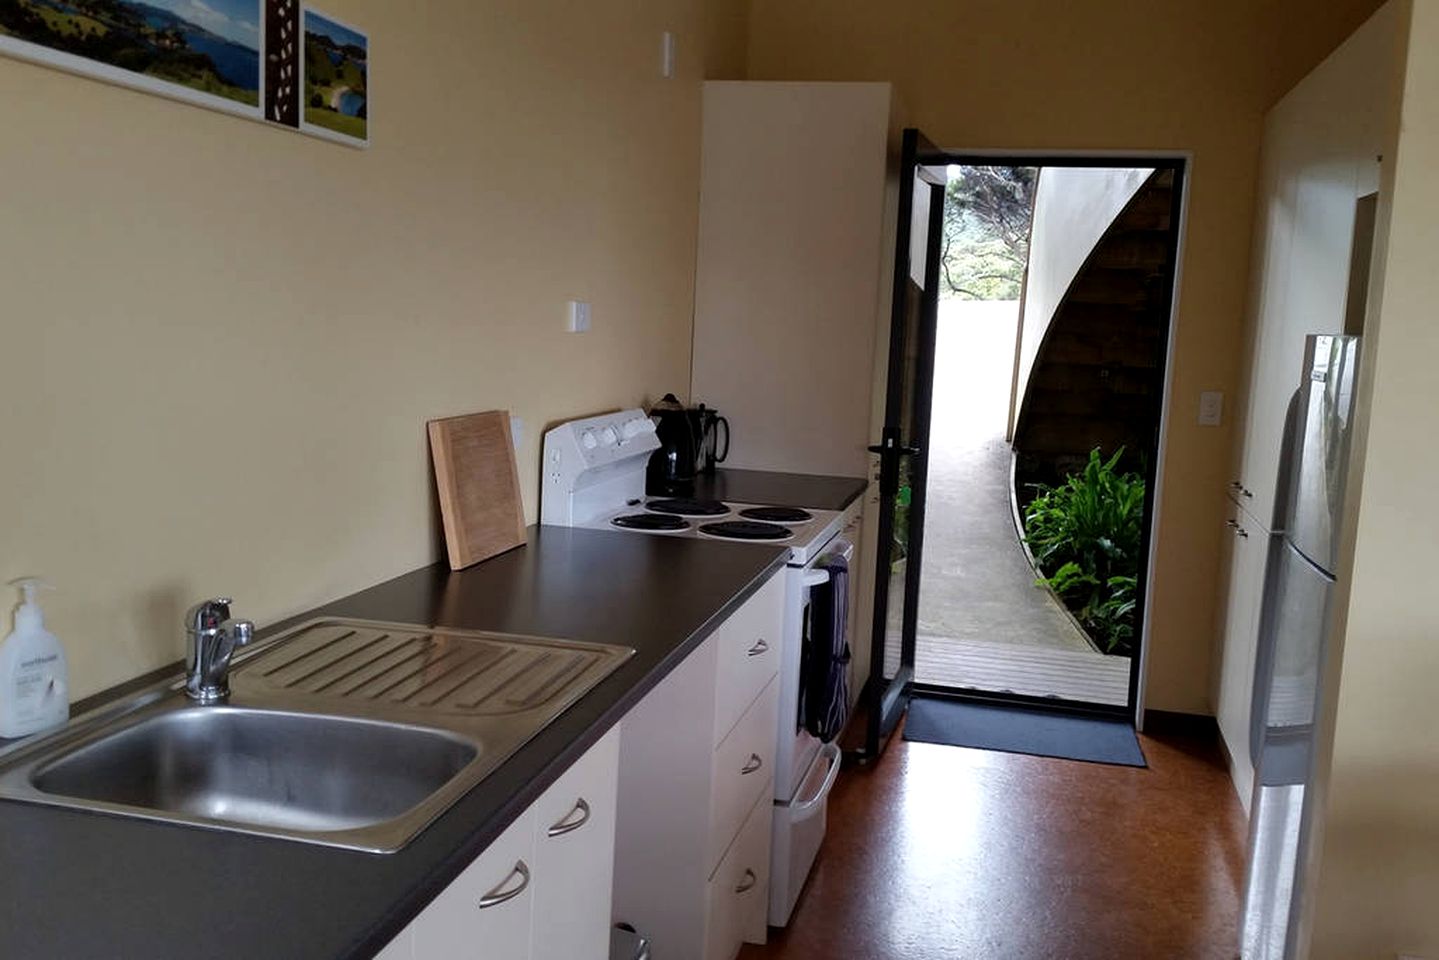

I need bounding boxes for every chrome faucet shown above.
[184,598,255,703]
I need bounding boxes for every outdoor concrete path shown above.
[916,300,1091,652]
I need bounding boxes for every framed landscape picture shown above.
[0,0,264,118]
[300,6,366,146]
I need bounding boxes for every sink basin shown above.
[0,618,633,852]
[30,707,478,836]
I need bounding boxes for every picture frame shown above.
[298,6,367,147]
[0,0,368,147]
[0,0,266,121]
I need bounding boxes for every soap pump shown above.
[0,578,69,739]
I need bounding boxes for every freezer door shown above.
[1285,334,1360,571]
[1249,540,1333,785]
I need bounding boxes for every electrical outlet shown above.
[1199,390,1224,427]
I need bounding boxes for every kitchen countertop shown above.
[0,525,788,959]
[681,467,869,512]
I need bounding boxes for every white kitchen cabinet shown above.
[386,726,621,960]
[612,569,784,960]
[372,933,412,960]
[692,82,894,476]
[704,787,774,960]
[841,507,870,713]
[1212,499,1269,811]
[708,675,779,871]
[411,806,537,959]
[1232,15,1392,527]
[712,571,785,744]
[530,728,621,960]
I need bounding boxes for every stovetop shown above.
[594,498,844,564]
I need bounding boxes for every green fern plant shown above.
[1023,449,1145,655]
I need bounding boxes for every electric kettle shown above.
[646,393,699,493]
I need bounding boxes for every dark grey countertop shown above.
[679,468,868,512]
[0,525,788,960]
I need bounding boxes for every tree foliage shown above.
[940,166,1038,301]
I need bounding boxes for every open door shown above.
[861,129,948,760]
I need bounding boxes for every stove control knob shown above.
[580,429,599,450]
[621,419,644,440]
[600,427,619,447]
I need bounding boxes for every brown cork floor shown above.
[742,718,1247,960]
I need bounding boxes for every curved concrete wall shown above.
[1012,167,1154,433]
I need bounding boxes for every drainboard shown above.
[236,620,619,717]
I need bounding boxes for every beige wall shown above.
[0,0,747,700]
[745,0,1384,713]
[1307,1,1439,954]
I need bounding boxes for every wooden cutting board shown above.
[427,410,527,570]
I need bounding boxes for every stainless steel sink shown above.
[0,619,633,852]
[30,707,478,835]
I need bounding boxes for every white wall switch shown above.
[661,31,676,79]
[509,415,525,454]
[1199,390,1224,427]
[567,300,591,333]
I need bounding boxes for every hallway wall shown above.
[744,0,1386,714]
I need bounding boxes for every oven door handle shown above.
[802,569,832,588]
[790,743,843,822]
[802,536,854,588]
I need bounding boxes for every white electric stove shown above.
[540,409,846,565]
[541,408,854,928]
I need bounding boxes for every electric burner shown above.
[611,513,690,531]
[738,506,814,524]
[646,498,730,517]
[698,520,794,542]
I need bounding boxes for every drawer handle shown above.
[1226,519,1250,539]
[741,753,763,775]
[546,797,591,838]
[735,868,758,895]
[1230,480,1253,498]
[478,860,530,910]
[747,638,769,657]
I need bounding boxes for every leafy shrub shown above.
[1023,448,1145,655]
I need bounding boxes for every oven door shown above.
[789,539,854,789]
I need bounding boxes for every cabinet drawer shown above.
[705,788,773,960]
[531,727,621,960]
[713,571,785,744]
[709,675,779,873]
[411,806,536,959]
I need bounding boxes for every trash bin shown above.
[610,922,650,960]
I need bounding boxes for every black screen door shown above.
[863,129,947,759]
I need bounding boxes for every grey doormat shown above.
[902,697,1146,768]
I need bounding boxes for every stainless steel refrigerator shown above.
[1241,334,1362,959]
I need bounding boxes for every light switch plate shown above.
[509,415,524,454]
[567,300,591,333]
[1199,390,1223,427]
[661,31,676,79]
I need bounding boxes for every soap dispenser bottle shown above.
[0,579,69,738]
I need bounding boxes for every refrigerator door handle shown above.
[1250,536,1281,765]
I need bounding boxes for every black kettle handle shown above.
[714,416,730,463]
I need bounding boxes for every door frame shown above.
[899,150,1191,728]
[862,129,950,759]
